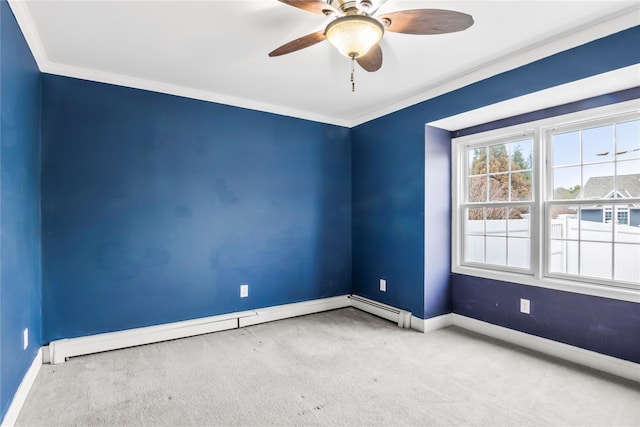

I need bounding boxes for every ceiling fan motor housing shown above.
[329,0,374,15]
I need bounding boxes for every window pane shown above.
[615,209,640,243]
[466,208,484,234]
[553,131,580,166]
[508,207,530,237]
[550,204,577,220]
[489,144,509,173]
[488,174,509,201]
[465,236,484,263]
[583,125,613,164]
[486,207,506,236]
[510,139,533,171]
[616,160,640,198]
[616,119,640,161]
[580,242,612,280]
[486,236,506,266]
[614,243,640,283]
[549,240,579,275]
[464,206,487,267]
[553,166,581,199]
[617,159,640,175]
[552,207,579,240]
[468,176,487,202]
[511,171,532,201]
[580,206,612,241]
[508,238,530,269]
[468,147,487,174]
[583,162,614,198]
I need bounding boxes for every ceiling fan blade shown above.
[269,31,326,57]
[378,9,473,35]
[357,44,383,72]
[278,0,338,16]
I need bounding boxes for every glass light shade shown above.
[325,15,384,58]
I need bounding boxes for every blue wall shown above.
[453,275,640,363]
[351,108,426,316]
[41,75,351,342]
[423,126,452,319]
[0,0,42,421]
[352,26,640,320]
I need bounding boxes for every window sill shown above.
[452,265,639,303]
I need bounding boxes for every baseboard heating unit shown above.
[46,295,351,364]
[349,295,412,328]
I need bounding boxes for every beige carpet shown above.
[17,308,640,426]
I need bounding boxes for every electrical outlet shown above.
[240,284,249,298]
[379,279,386,292]
[520,298,530,314]
[23,328,28,350]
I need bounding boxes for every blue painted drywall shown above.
[452,275,640,363]
[352,26,640,321]
[423,126,452,319]
[0,0,42,421]
[41,75,351,342]
[351,109,425,316]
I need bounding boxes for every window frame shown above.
[452,99,640,303]
[460,132,536,273]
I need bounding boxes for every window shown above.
[547,115,640,285]
[452,101,640,298]
[603,207,630,225]
[463,136,534,270]
[617,208,629,225]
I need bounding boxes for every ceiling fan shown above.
[269,0,474,75]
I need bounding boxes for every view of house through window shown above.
[547,117,640,284]
[454,102,640,292]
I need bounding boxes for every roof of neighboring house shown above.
[583,173,640,198]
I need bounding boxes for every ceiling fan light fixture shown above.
[325,15,384,58]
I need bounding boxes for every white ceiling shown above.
[9,1,640,127]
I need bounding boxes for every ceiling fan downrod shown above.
[351,55,356,92]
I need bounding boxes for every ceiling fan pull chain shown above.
[351,55,356,92]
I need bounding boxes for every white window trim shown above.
[460,132,536,272]
[452,99,640,303]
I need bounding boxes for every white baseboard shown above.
[1,348,42,427]
[238,296,350,327]
[47,295,351,364]
[452,314,640,382]
[410,313,453,333]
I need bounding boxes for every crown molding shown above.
[41,62,352,127]
[8,0,639,129]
